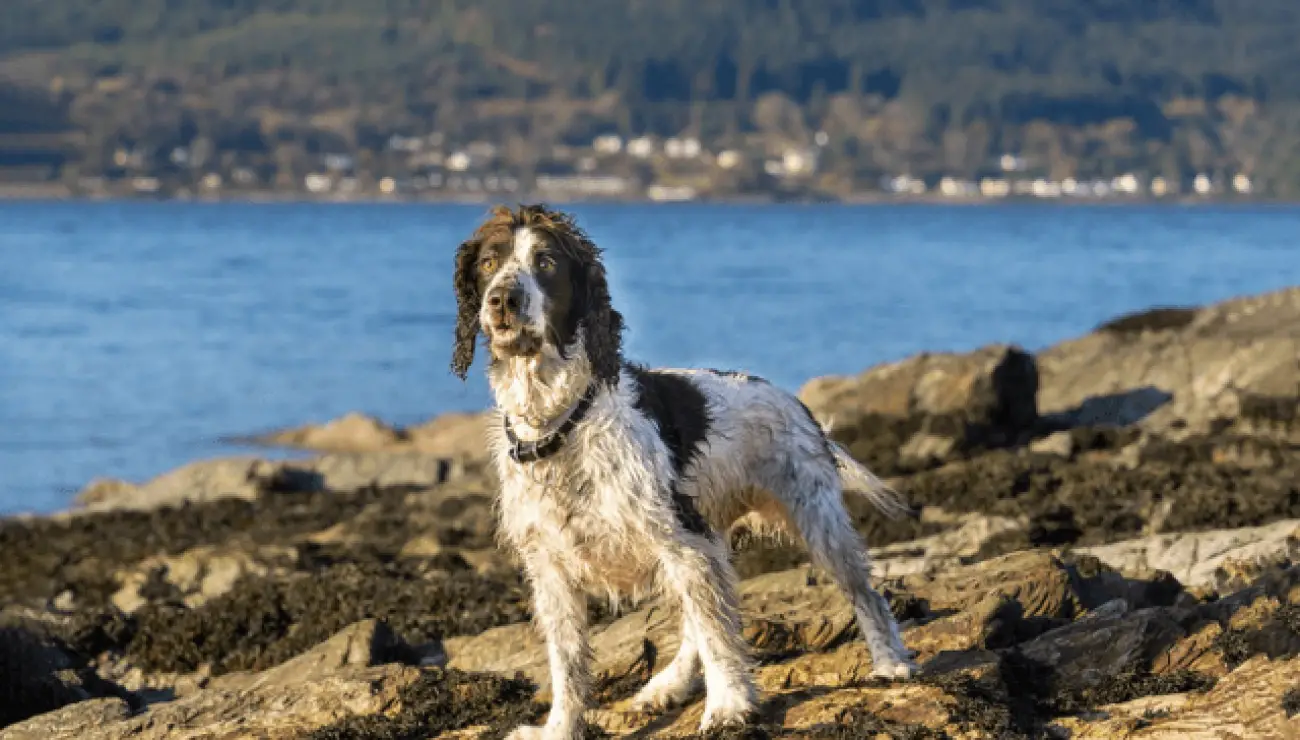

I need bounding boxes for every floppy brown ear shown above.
[579,259,625,387]
[451,237,482,380]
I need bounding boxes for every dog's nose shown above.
[486,284,525,316]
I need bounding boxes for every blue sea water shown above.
[2,200,1298,515]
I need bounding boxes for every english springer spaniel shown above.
[451,204,916,739]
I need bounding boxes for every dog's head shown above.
[451,203,624,385]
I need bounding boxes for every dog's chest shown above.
[498,460,659,582]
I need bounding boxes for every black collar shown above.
[502,384,597,464]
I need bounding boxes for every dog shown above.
[451,204,917,740]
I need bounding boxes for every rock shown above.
[72,452,477,513]
[0,620,126,729]
[441,553,1298,739]
[899,550,1088,618]
[72,458,269,512]
[1016,607,1187,690]
[0,699,132,740]
[309,451,473,491]
[867,509,1026,579]
[1056,655,1300,739]
[1079,520,1300,590]
[444,551,1159,697]
[444,565,865,697]
[1038,286,1300,441]
[799,344,1039,472]
[238,618,408,682]
[1030,430,1076,458]
[250,412,406,453]
[0,621,421,740]
[405,412,493,460]
[247,410,492,464]
[108,545,294,614]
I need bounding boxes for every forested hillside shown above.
[2,0,1298,198]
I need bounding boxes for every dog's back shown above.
[636,367,901,534]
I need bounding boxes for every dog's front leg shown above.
[657,533,758,732]
[508,548,591,740]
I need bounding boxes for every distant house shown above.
[1030,179,1061,198]
[1111,173,1140,195]
[939,176,977,197]
[646,184,697,202]
[664,137,701,159]
[883,175,926,195]
[627,137,655,159]
[592,134,623,155]
[304,173,331,193]
[131,176,160,194]
[781,148,816,175]
[446,152,471,172]
[536,174,632,198]
[999,153,1026,172]
[715,150,743,170]
[231,167,258,186]
[979,178,1010,198]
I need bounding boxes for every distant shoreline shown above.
[0,183,1293,207]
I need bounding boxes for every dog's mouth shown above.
[487,320,543,356]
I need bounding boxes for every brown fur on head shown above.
[451,203,625,386]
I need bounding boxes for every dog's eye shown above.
[536,254,556,272]
[479,257,499,274]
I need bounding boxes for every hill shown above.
[2,0,1299,199]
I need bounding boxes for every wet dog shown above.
[451,204,916,739]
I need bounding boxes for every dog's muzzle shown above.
[483,280,541,355]
[486,283,526,325]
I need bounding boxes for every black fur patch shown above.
[705,368,768,384]
[626,364,712,536]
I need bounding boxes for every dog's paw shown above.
[698,691,758,734]
[505,725,547,740]
[629,674,701,712]
[870,655,919,680]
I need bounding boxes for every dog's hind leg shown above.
[778,467,917,679]
[628,618,702,711]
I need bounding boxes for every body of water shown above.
[2,201,1298,515]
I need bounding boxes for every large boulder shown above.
[2,619,543,740]
[1038,286,1300,441]
[246,411,491,462]
[0,619,127,729]
[799,344,1039,473]
[74,451,477,513]
[1,620,417,740]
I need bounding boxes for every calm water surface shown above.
[2,201,1298,514]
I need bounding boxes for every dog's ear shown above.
[576,257,625,387]
[451,236,482,380]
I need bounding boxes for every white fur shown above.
[479,227,549,373]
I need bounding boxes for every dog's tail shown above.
[830,441,916,520]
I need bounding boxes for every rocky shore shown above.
[3,287,1299,739]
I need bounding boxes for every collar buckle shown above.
[503,384,597,464]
